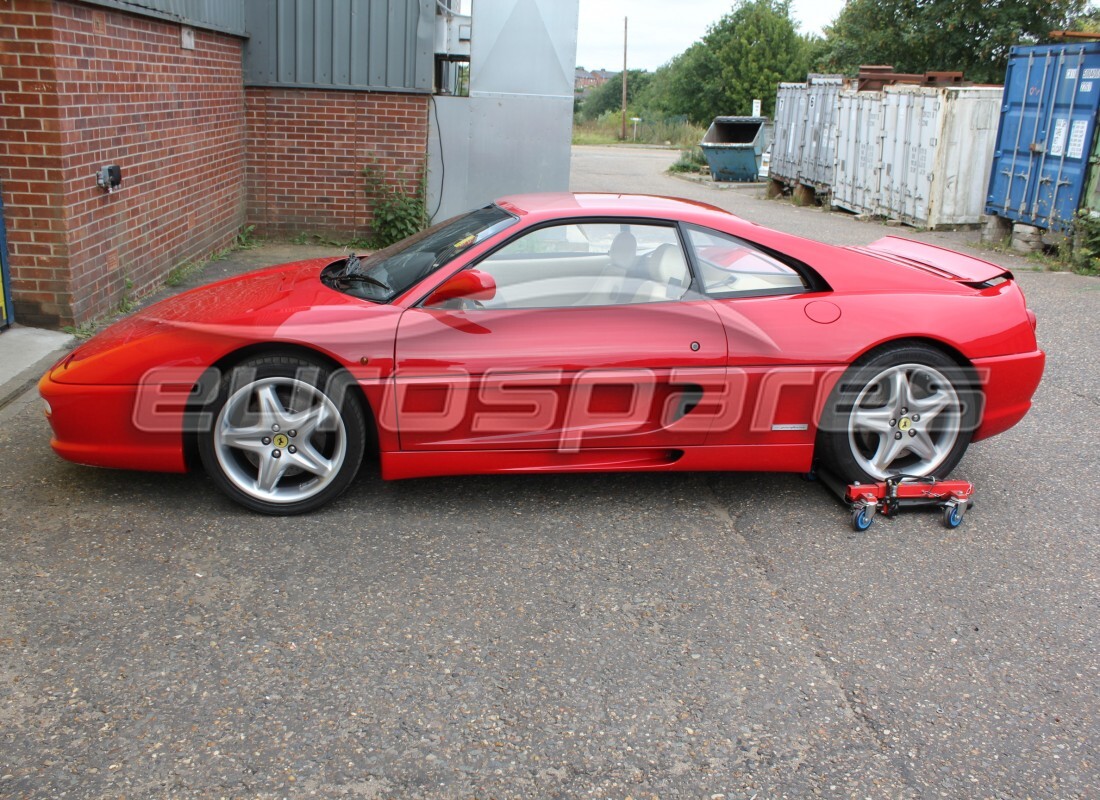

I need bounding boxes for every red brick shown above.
[3,1,428,326]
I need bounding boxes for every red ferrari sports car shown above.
[39,193,1044,514]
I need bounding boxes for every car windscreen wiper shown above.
[341,254,390,291]
[342,272,390,290]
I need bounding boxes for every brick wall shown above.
[0,0,69,325]
[0,1,431,328]
[0,0,246,327]
[245,88,429,239]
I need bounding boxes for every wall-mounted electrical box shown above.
[96,165,122,193]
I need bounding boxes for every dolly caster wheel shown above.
[851,504,874,532]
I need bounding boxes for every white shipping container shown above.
[801,76,844,188]
[833,90,884,215]
[879,84,1002,227]
[770,83,809,184]
[769,76,844,188]
[833,85,1003,228]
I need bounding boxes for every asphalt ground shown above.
[0,147,1097,798]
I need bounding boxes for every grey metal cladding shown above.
[79,0,248,36]
[243,0,433,92]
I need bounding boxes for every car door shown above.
[393,220,729,452]
[680,223,839,451]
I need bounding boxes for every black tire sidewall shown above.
[196,355,367,515]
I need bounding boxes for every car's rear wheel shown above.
[197,355,366,515]
[817,344,980,483]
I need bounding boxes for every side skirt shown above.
[380,444,813,480]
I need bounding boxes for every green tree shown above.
[579,70,653,120]
[818,0,1091,84]
[1070,7,1100,31]
[658,42,727,121]
[709,0,812,118]
[635,1,811,124]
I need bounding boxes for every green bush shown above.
[1071,210,1100,276]
[371,189,427,248]
[363,164,428,248]
[668,146,708,174]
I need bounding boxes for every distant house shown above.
[575,68,616,93]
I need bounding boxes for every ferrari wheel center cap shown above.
[898,417,913,432]
[273,433,290,448]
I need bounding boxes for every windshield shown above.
[320,205,517,302]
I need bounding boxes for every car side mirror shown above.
[425,269,496,306]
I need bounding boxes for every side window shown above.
[472,222,691,309]
[685,225,808,297]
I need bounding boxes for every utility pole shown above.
[621,16,628,141]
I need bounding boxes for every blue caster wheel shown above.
[851,504,874,531]
[942,502,964,529]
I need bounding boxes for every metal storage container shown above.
[878,84,1002,227]
[771,82,809,184]
[834,85,1002,228]
[803,76,844,189]
[985,42,1100,232]
[770,75,845,190]
[700,116,768,182]
[832,90,884,215]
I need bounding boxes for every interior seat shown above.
[577,229,636,306]
[626,243,690,303]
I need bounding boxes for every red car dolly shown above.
[812,470,975,531]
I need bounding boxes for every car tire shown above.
[197,354,367,515]
[816,343,980,484]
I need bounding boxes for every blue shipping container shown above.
[986,43,1100,232]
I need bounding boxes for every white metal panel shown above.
[470,0,578,98]
[427,0,578,220]
[427,96,471,221]
[833,90,883,214]
[428,94,574,220]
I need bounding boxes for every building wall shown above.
[0,0,70,326]
[1,0,246,327]
[242,0,434,93]
[245,88,429,238]
[0,0,433,328]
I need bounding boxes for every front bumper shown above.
[38,372,187,472]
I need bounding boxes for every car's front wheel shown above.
[197,354,366,515]
[817,344,980,483]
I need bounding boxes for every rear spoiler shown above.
[849,236,1012,287]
